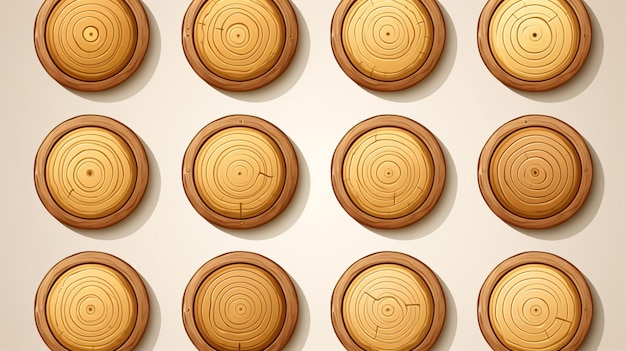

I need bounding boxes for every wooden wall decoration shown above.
[331,115,445,229]
[477,0,592,91]
[34,115,149,229]
[478,251,593,351]
[35,251,150,351]
[478,115,592,229]
[331,0,446,91]
[34,0,150,91]
[183,115,298,229]
[182,0,299,91]
[331,252,446,351]
[182,251,298,351]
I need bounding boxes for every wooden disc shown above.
[478,252,593,351]
[35,251,150,351]
[478,115,592,229]
[331,115,445,229]
[331,0,445,91]
[182,252,298,351]
[182,0,298,91]
[34,115,149,229]
[478,0,592,91]
[332,252,445,351]
[34,0,150,91]
[182,115,298,229]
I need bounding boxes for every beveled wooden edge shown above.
[477,0,592,92]
[477,115,593,229]
[34,0,150,92]
[34,115,150,229]
[35,251,150,351]
[331,0,446,91]
[331,251,446,351]
[331,115,446,229]
[182,0,299,91]
[182,251,299,351]
[182,115,298,229]
[477,251,593,351]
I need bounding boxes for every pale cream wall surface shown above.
[1,0,624,349]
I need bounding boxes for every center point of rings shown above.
[83,26,99,42]
[87,305,95,314]
[87,170,94,177]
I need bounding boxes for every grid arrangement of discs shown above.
[32,0,596,350]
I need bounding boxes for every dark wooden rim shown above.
[34,251,150,351]
[331,251,446,351]
[182,115,298,229]
[182,251,299,351]
[477,115,592,229]
[331,0,446,91]
[331,115,446,229]
[182,0,299,91]
[477,251,593,351]
[34,115,150,229]
[34,0,150,91]
[477,0,592,91]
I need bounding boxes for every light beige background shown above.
[1,0,624,349]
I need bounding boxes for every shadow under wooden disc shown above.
[478,115,592,229]
[477,0,592,91]
[34,115,149,229]
[331,115,445,229]
[331,0,446,91]
[182,251,298,351]
[182,0,298,91]
[332,252,446,351]
[35,251,150,351]
[34,0,150,91]
[182,115,298,229]
[478,251,593,351]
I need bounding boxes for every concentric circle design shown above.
[478,115,592,229]
[34,115,149,229]
[34,0,150,91]
[183,0,298,91]
[35,251,150,351]
[332,252,446,351]
[331,0,445,91]
[183,115,298,229]
[332,115,445,229]
[478,252,593,351]
[478,0,592,91]
[183,252,298,351]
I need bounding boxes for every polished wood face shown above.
[182,0,298,91]
[182,252,298,351]
[34,0,150,91]
[35,252,150,351]
[478,252,593,351]
[34,115,149,229]
[331,0,445,91]
[478,0,592,91]
[332,252,446,351]
[332,115,445,229]
[182,115,298,229]
[478,115,592,229]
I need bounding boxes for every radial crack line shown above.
[364,292,380,301]
[258,172,273,178]
[240,203,243,219]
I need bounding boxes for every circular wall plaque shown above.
[478,251,593,351]
[35,251,150,351]
[183,251,298,351]
[182,0,298,91]
[183,115,298,229]
[34,115,149,229]
[332,115,445,229]
[34,0,150,91]
[332,252,445,351]
[478,115,592,229]
[477,0,592,91]
[331,0,445,91]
